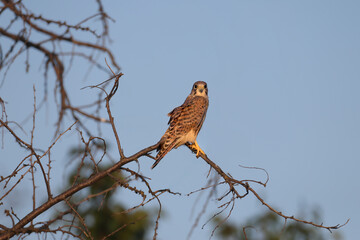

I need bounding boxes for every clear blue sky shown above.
[1,1,359,239]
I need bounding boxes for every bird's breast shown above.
[174,129,197,148]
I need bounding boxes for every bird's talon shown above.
[189,141,205,158]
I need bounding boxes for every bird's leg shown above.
[188,141,205,158]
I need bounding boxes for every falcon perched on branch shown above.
[152,81,209,169]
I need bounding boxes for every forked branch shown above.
[185,143,349,234]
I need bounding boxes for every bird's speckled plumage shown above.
[152,81,209,168]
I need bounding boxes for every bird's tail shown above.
[152,139,177,169]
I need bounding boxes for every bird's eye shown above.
[204,84,207,88]
[194,85,197,89]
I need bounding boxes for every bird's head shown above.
[191,81,208,97]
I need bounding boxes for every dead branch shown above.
[185,143,349,234]
[0,1,348,239]
[0,0,120,137]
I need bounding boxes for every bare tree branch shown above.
[0,1,348,239]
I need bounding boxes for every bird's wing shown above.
[152,138,178,168]
[167,95,192,125]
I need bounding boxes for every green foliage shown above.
[66,162,151,240]
[213,210,343,240]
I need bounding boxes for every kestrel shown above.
[152,81,209,169]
